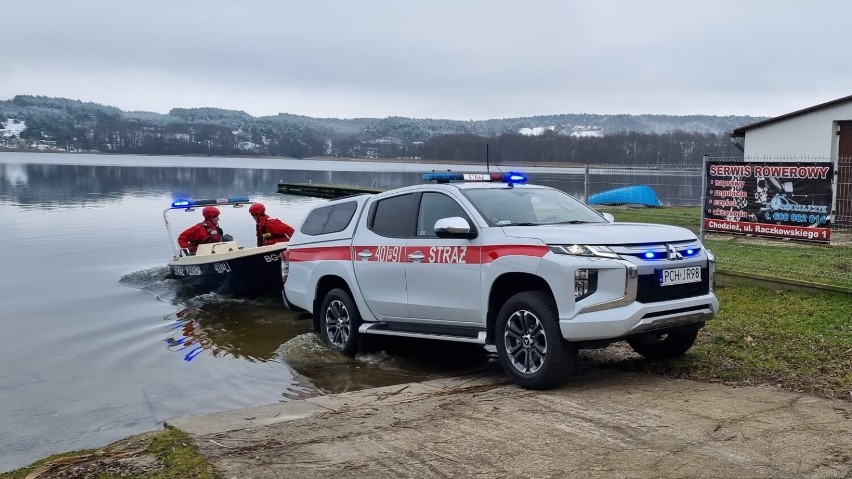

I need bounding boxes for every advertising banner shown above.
[704,161,833,243]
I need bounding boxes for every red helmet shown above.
[249,203,266,217]
[202,206,220,219]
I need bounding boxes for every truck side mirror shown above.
[435,216,477,239]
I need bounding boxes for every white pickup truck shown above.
[281,172,718,389]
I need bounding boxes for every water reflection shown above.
[0,162,423,207]
[120,265,491,396]
[1,158,705,209]
[161,301,313,363]
[280,333,495,394]
[157,296,494,394]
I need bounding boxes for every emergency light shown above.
[641,247,701,260]
[421,171,528,185]
[170,196,250,208]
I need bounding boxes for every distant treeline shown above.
[418,131,740,165]
[1,95,748,164]
[8,124,740,165]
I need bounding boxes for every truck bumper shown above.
[559,293,719,341]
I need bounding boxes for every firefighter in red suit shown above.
[249,203,294,246]
[177,206,225,255]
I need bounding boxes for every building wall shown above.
[743,102,852,159]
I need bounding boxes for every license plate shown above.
[660,266,702,286]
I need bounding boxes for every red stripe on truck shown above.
[288,244,549,264]
[481,245,550,263]
[287,246,352,261]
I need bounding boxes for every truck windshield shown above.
[463,187,608,226]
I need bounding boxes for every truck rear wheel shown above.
[627,328,699,360]
[495,291,577,389]
[319,288,361,357]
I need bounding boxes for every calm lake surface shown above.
[0,152,506,472]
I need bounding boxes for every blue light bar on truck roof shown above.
[422,172,528,185]
[170,196,250,208]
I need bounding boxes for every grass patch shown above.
[0,427,217,479]
[602,284,852,399]
[145,427,217,479]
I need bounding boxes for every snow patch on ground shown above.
[1,119,26,137]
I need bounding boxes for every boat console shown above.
[194,241,241,256]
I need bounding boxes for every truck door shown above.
[405,192,482,323]
[351,193,414,320]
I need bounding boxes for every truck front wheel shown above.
[495,291,577,389]
[319,288,361,357]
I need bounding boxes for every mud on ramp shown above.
[179,371,852,479]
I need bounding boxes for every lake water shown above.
[0,152,499,472]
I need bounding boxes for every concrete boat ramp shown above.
[167,370,852,479]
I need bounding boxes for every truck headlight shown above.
[549,244,621,259]
[575,269,598,301]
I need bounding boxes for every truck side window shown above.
[417,192,470,237]
[323,201,357,233]
[300,201,358,235]
[370,193,415,237]
[300,205,333,235]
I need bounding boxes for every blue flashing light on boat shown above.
[170,196,251,208]
[225,195,250,204]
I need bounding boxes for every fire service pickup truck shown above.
[281,172,718,389]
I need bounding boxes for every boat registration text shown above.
[172,262,231,276]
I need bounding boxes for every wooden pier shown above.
[277,182,383,199]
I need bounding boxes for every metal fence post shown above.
[699,154,708,242]
[584,163,590,203]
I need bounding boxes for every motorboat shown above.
[164,196,286,297]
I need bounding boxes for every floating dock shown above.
[277,182,383,199]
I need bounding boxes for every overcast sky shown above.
[2,0,850,120]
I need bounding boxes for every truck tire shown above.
[495,291,577,389]
[627,328,699,360]
[319,288,361,357]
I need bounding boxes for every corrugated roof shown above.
[730,94,852,138]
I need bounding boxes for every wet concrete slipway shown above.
[167,369,852,479]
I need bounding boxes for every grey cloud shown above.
[2,0,851,119]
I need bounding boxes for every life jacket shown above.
[196,221,224,245]
[256,216,289,246]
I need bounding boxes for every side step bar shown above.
[359,323,487,344]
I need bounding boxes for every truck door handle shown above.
[407,251,425,263]
[358,250,373,260]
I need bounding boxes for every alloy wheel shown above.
[503,309,547,374]
[324,299,350,349]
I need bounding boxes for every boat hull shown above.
[167,243,287,297]
[588,185,662,207]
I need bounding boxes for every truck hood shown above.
[500,222,697,245]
